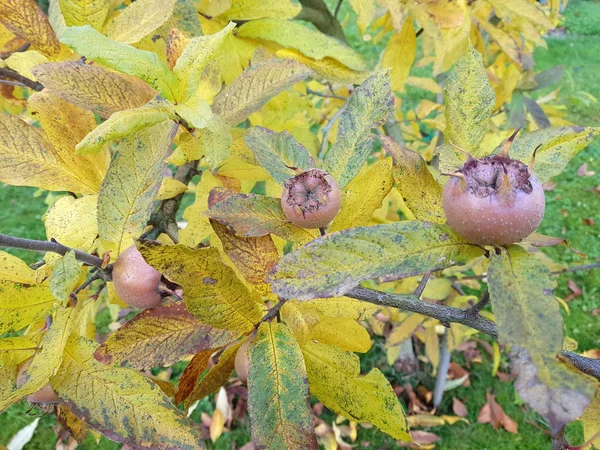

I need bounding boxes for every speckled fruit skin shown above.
[17,360,61,405]
[112,245,162,309]
[281,169,342,229]
[442,167,545,246]
[234,340,251,384]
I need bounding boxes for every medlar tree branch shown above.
[346,286,600,381]
[296,0,347,42]
[0,67,43,91]
[0,234,105,269]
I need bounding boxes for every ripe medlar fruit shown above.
[17,359,60,405]
[234,339,251,384]
[442,154,545,246]
[112,245,162,309]
[281,168,342,229]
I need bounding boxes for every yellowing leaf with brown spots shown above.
[276,49,368,84]
[0,113,103,193]
[0,0,60,57]
[49,251,83,302]
[0,251,36,284]
[103,0,176,44]
[581,387,600,447]
[184,341,241,408]
[28,91,110,191]
[52,335,206,449]
[330,159,394,232]
[0,282,55,334]
[138,242,265,333]
[44,195,98,253]
[0,336,37,368]
[32,62,156,119]
[302,341,411,442]
[380,136,445,223]
[180,171,223,247]
[223,0,301,20]
[97,120,177,253]
[94,303,237,370]
[58,0,110,30]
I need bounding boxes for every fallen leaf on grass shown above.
[583,218,595,226]
[477,392,518,433]
[542,181,557,191]
[453,397,468,417]
[397,430,440,448]
[577,163,595,177]
[564,279,582,302]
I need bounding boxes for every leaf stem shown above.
[0,234,105,269]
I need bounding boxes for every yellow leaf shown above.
[0,251,36,284]
[180,171,223,247]
[32,61,156,119]
[197,0,231,17]
[0,336,37,368]
[223,0,301,20]
[52,335,206,448]
[289,297,379,321]
[213,57,311,125]
[405,76,442,94]
[331,160,394,232]
[581,387,600,446]
[28,91,110,191]
[184,341,241,408]
[58,0,110,30]
[174,22,235,102]
[302,341,411,442]
[4,50,47,80]
[60,25,180,101]
[433,21,471,76]
[0,0,60,57]
[214,31,256,85]
[138,242,266,333]
[98,120,178,253]
[1,305,76,410]
[239,19,367,72]
[48,0,67,38]
[276,49,368,84]
[44,195,99,253]
[168,131,204,165]
[103,0,177,44]
[174,93,213,129]
[49,251,83,302]
[210,408,225,442]
[492,341,501,376]
[349,0,376,34]
[156,177,189,200]
[382,16,416,92]
[0,113,103,193]
[488,0,553,30]
[310,317,372,353]
[76,98,175,155]
[479,20,522,68]
[388,313,424,345]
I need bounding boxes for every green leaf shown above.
[380,136,445,223]
[60,25,180,101]
[205,193,318,243]
[443,45,495,155]
[488,246,561,358]
[323,71,394,188]
[212,58,311,125]
[49,251,83,302]
[302,341,411,442]
[173,22,235,102]
[52,335,205,449]
[97,121,178,253]
[137,242,265,333]
[237,18,367,71]
[509,126,600,184]
[269,221,484,300]
[94,303,236,370]
[199,115,233,170]
[248,322,318,449]
[0,282,56,335]
[76,98,175,155]
[244,126,316,184]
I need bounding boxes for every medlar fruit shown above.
[112,245,162,309]
[234,339,251,384]
[281,168,342,229]
[442,153,545,246]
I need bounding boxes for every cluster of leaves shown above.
[0,0,599,448]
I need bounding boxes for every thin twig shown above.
[255,300,287,330]
[467,292,490,316]
[318,103,348,160]
[413,272,431,298]
[0,67,43,91]
[0,234,105,269]
[333,0,343,18]
[306,88,347,101]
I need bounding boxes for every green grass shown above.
[2,1,600,448]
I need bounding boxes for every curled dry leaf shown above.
[452,397,468,417]
[477,392,518,433]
